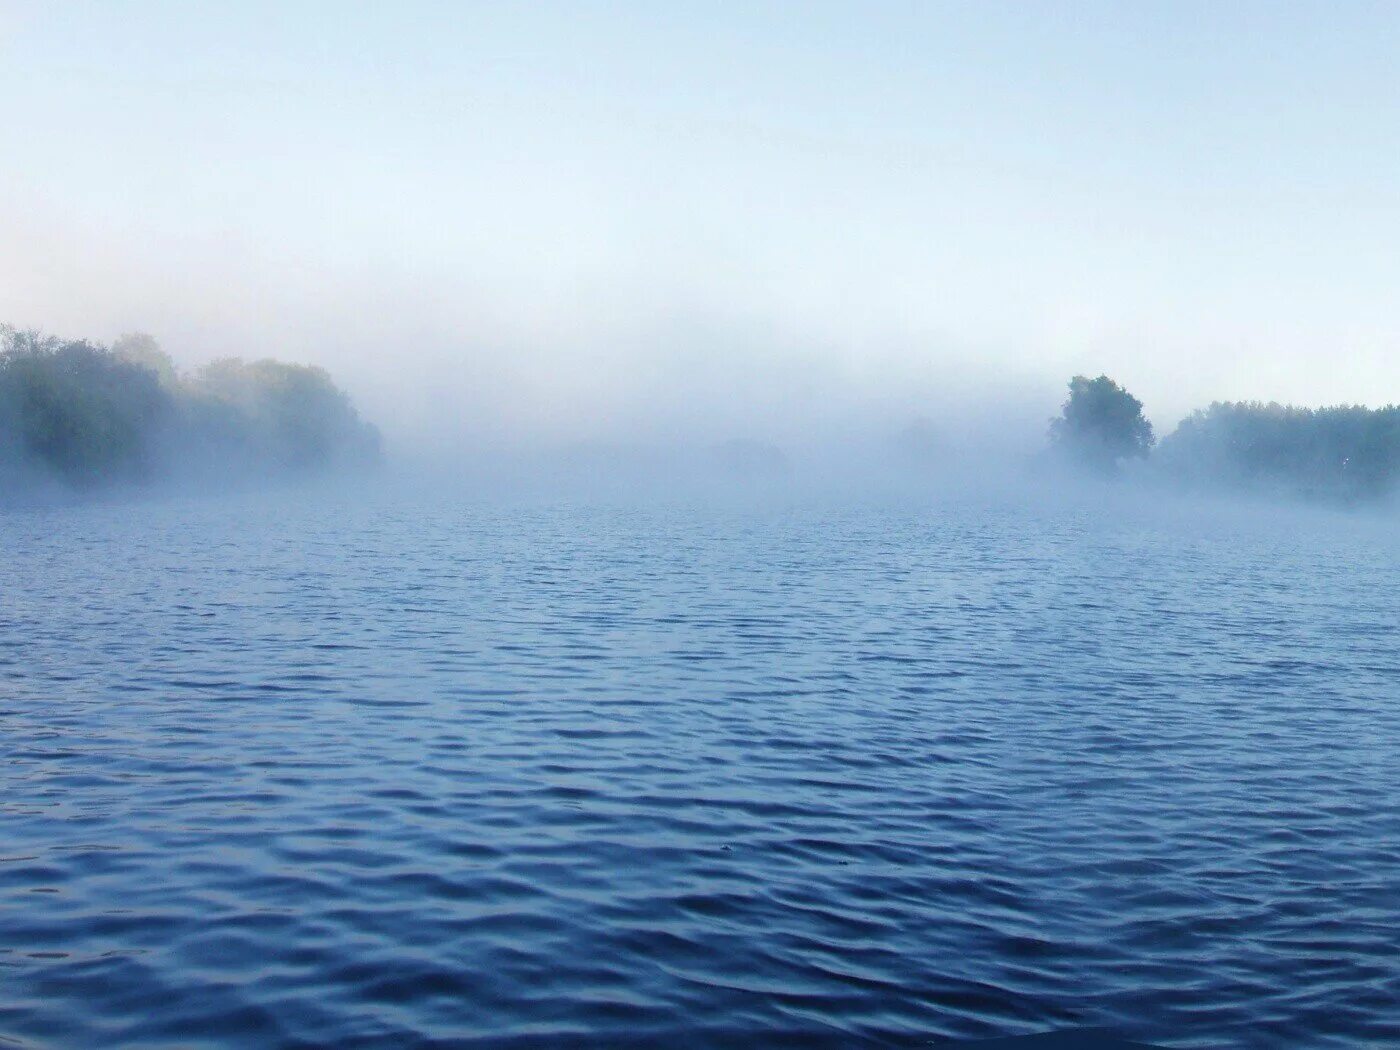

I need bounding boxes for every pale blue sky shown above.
[3,2,1398,445]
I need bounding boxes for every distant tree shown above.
[112,332,179,389]
[0,328,172,485]
[1,324,380,492]
[189,357,381,473]
[1157,400,1400,501]
[1049,374,1154,472]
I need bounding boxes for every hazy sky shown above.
[3,2,1399,447]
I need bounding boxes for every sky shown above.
[3,1,1399,451]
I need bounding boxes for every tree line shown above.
[0,325,380,492]
[1049,374,1400,501]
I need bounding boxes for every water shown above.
[2,485,1397,1048]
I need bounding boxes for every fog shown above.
[7,311,1400,515]
[8,11,1400,1048]
[6,3,1400,484]
[3,203,1067,491]
[0,199,1061,471]
[5,4,1400,513]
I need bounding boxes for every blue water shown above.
[2,487,1397,1048]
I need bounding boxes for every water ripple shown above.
[1,491,1398,1048]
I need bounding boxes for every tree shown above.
[1,324,381,492]
[1049,374,1154,472]
[0,328,172,485]
[1156,400,1400,501]
[112,332,179,389]
[189,357,381,473]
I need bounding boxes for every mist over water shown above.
[7,5,1400,1048]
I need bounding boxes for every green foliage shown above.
[1158,401,1400,501]
[0,328,172,485]
[1043,372,1400,502]
[1048,374,1155,472]
[188,358,381,473]
[1,326,379,491]
[113,332,179,389]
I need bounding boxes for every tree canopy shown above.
[1043,372,1399,502]
[1156,400,1400,501]
[1,326,379,493]
[0,329,171,486]
[1048,374,1155,472]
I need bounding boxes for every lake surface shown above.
[2,485,1397,1048]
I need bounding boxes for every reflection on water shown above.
[2,489,1397,1048]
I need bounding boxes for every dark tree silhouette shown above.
[1,325,379,492]
[1049,374,1155,472]
[1157,401,1400,501]
[0,329,173,485]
